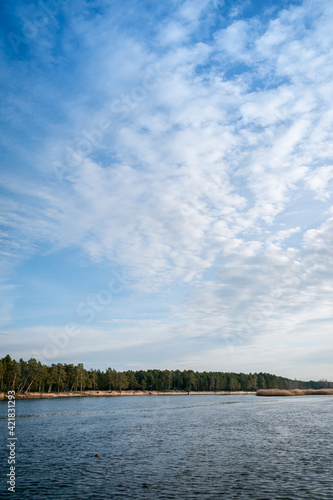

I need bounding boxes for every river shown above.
[1,394,332,499]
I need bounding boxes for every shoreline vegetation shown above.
[257,388,333,396]
[1,354,332,399]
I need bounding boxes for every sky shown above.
[0,0,333,380]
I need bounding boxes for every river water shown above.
[1,394,333,499]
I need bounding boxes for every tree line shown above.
[1,355,332,394]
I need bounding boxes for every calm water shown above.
[1,394,333,499]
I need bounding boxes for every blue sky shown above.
[1,0,333,380]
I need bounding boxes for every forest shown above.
[1,355,332,394]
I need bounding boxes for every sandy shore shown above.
[0,390,255,400]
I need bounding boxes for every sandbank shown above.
[0,390,254,400]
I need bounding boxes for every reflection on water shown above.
[1,394,332,499]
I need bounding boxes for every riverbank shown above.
[257,388,333,396]
[2,389,333,400]
[0,390,255,400]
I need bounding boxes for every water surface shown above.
[1,394,332,499]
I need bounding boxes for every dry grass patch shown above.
[257,388,333,397]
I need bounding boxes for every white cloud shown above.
[215,20,251,59]
[304,166,333,200]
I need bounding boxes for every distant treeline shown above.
[1,355,332,393]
